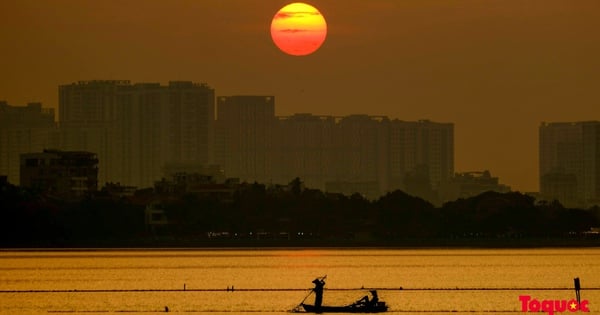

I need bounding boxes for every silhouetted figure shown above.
[165,306,169,312]
[312,277,326,310]
[369,290,379,306]
[357,290,379,307]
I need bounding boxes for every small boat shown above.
[301,301,389,313]
[294,276,389,313]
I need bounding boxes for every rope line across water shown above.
[2,287,599,293]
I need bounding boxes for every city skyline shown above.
[2,1,600,192]
[1,82,455,204]
[4,80,599,198]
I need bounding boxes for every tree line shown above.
[1,178,599,246]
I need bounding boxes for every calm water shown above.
[0,248,599,314]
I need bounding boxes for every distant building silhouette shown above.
[438,170,511,204]
[161,163,225,184]
[329,115,390,199]
[20,149,98,199]
[389,120,454,201]
[59,80,130,186]
[59,80,214,188]
[154,171,238,200]
[0,80,456,201]
[215,96,275,184]
[215,98,454,200]
[540,172,578,206]
[0,101,57,184]
[274,114,337,190]
[539,121,600,207]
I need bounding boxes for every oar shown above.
[291,290,314,313]
[298,288,314,305]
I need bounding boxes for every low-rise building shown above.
[439,170,511,204]
[20,149,98,199]
[154,172,239,202]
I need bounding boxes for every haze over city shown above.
[2,1,600,192]
[4,3,600,314]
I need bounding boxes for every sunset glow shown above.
[270,3,327,56]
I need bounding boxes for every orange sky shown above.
[1,0,599,192]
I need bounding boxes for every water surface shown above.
[0,248,598,314]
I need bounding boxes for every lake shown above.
[0,248,598,314]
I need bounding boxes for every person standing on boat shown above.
[312,277,326,309]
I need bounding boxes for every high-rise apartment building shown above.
[326,115,390,198]
[59,81,215,188]
[539,121,600,207]
[113,83,164,187]
[0,102,57,184]
[215,99,454,200]
[389,120,454,202]
[55,81,454,200]
[274,114,336,189]
[163,81,215,166]
[59,80,127,185]
[215,96,275,183]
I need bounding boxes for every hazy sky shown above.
[1,0,599,192]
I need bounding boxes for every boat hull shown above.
[301,302,388,313]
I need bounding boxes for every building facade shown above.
[215,99,454,200]
[20,149,98,199]
[388,120,454,202]
[539,121,600,207]
[0,102,57,184]
[273,114,336,190]
[59,80,215,188]
[54,81,455,200]
[215,95,275,184]
[326,115,390,198]
[59,80,128,185]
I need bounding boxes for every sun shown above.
[270,3,327,56]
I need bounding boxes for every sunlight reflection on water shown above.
[0,248,599,314]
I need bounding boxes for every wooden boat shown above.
[300,301,388,313]
[295,277,388,313]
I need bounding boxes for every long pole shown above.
[292,275,327,312]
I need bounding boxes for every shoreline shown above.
[2,237,600,250]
